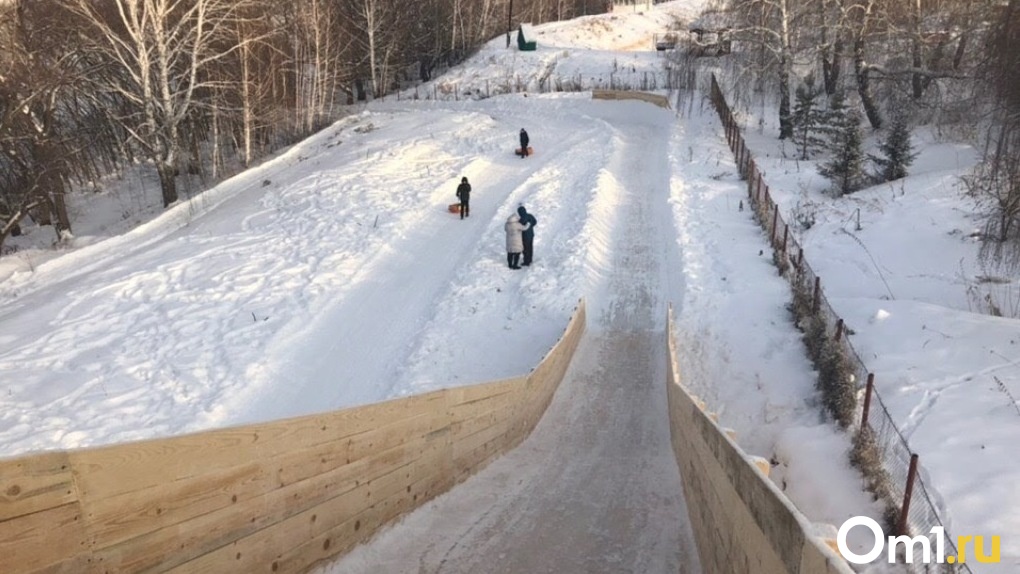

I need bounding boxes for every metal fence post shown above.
[771,205,780,245]
[862,374,874,428]
[813,277,821,314]
[898,454,920,536]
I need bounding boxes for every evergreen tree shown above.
[869,110,917,182]
[818,92,867,196]
[792,75,825,160]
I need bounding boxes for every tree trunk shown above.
[911,0,924,100]
[157,162,179,207]
[778,52,793,139]
[778,0,793,139]
[854,35,882,129]
[952,33,967,71]
[821,38,843,96]
[51,190,71,236]
[241,37,254,167]
[819,0,841,96]
[911,43,924,99]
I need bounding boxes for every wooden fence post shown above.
[835,318,844,342]
[898,454,920,536]
[781,224,789,253]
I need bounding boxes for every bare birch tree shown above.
[343,0,405,98]
[729,0,802,139]
[64,0,263,207]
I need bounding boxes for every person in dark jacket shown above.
[519,128,530,158]
[456,177,471,219]
[517,204,537,266]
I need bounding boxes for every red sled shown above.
[515,146,534,157]
[448,203,461,213]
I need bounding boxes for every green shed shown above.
[517,23,537,51]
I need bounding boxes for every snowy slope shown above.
[736,93,1020,566]
[3,0,1016,570]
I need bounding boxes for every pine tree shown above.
[792,75,825,160]
[869,110,917,182]
[818,92,866,196]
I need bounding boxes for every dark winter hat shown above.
[517,205,527,217]
[461,177,468,183]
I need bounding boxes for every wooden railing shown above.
[0,299,586,573]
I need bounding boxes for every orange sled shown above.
[514,146,534,157]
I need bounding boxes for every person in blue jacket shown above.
[517,204,537,266]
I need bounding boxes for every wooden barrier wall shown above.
[665,305,853,574]
[0,299,586,574]
[592,89,671,109]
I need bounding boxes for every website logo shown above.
[837,516,1000,565]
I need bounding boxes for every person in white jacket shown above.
[504,212,531,269]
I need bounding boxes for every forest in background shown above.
[2,0,1018,270]
[711,0,1020,269]
[0,0,605,251]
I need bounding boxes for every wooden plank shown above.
[246,459,453,574]
[452,418,514,468]
[446,376,522,407]
[343,409,451,473]
[162,447,428,574]
[0,503,87,574]
[80,461,267,550]
[453,431,513,483]
[81,408,449,552]
[449,394,518,441]
[70,390,446,500]
[448,386,517,420]
[0,452,78,522]
[273,406,449,489]
[88,438,422,572]
[449,409,512,444]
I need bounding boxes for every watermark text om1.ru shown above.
[837,516,1000,565]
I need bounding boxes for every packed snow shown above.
[1,0,1017,571]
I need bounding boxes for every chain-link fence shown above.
[709,73,972,573]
